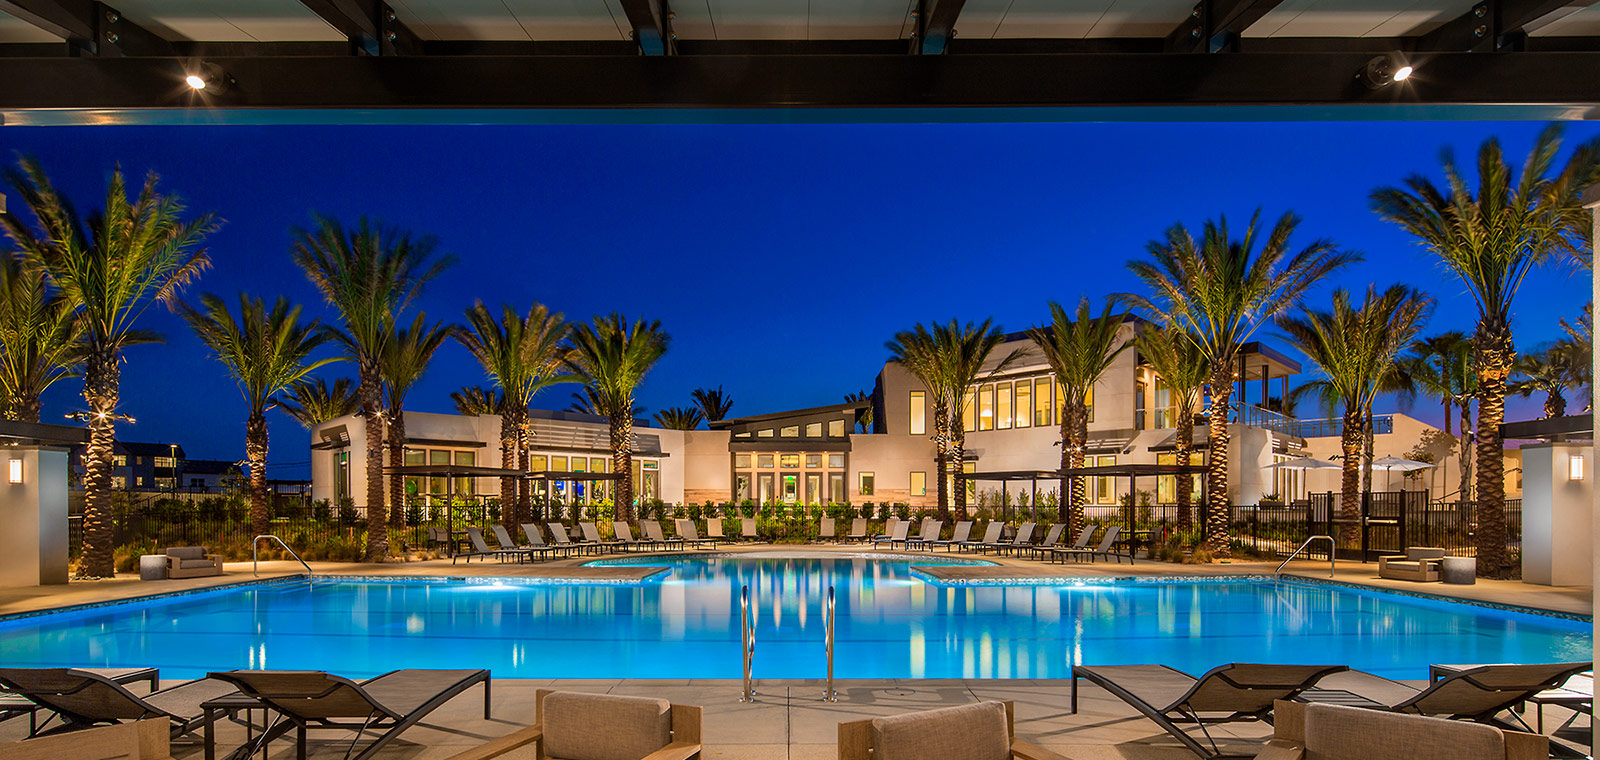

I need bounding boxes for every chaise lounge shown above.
[0,668,238,741]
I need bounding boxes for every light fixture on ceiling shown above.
[1358,53,1414,89]
[183,61,232,94]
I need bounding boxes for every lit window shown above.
[153,456,176,469]
[736,453,752,469]
[780,454,800,468]
[805,422,822,438]
[910,471,926,496]
[963,389,976,432]
[996,383,1013,430]
[591,457,609,472]
[859,472,874,496]
[1015,381,1032,429]
[1154,377,1175,429]
[1093,455,1116,504]
[112,476,126,489]
[1034,378,1053,427]
[113,455,127,467]
[806,454,821,468]
[1087,385,1096,424]
[829,473,845,502]
[757,429,774,438]
[978,385,994,431]
[780,426,799,438]
[154,477,174,490]
[758,454,775,468]
[909,390,926,435]
[828,454,844,468]
[828,419,845,437]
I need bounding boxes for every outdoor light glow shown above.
[185,74,207,90]
[8,458,22,485]
[1393,65,1413,82]
[1572,455,1585,482]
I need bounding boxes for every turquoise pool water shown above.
[0,554,1588,680]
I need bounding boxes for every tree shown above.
[1511,342,1588,418]
[1027,298,1132,534]
[380,313,449,526]
[293,216,454,561]
[690,386,734,422]
[1277,285,1433,547]
[654,406,704,430]
[179,294,332,537]
[1134,325,1209,529]
[455,302,572,528]
[844,391,874,433]
[1127,210,1356,556]
[2,157,217,577]
[887,324,956,512]
[0,251,80,422]
[1400,332,1478,503]
[1557,306,1593,409]
[279,377,360,428]
[563,314,669,522]
[938,319,1024,517]
[452,386,504,416]
[1371,125,1600,576]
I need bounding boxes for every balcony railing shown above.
[1230,402,1393,439]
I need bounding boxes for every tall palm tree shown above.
[2,157,217,577]
[455,302,572,528]
[939,319,1024,516]
[654,406,703,430]
[452,386,504,416]
[690,386,734,422]
[1134,325,1209,529]
[380,313,449,525]
[563,314,669,521]
[1557,306,1593,409]
[1511,342,1588,418]
[844,390,874,433]
[1371,125,1600,576]
[1401,332,1477,502]
[179,294,332,536]
[293,216,454,561]
[279,377,360,428]
[1277,285,1433,546]
[1127,210,1356,555]
[0,251,80,422]
[887,324,955,510]
[1028,298,1132,533]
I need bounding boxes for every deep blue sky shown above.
[1,121,1593,480]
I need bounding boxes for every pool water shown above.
[0,554,1588,680]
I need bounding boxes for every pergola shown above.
[526,470,626,519]
[961,463,1210,537]
[379,463,524,523]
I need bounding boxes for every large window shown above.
[978,385,994,431]
[1154,377,1176,429]
[910,471,926,496]
[1035,378,1053,427]
[1156,451,1205,504]
[909,390,926,435]
[1015,381,1032,429]
[805,422,822,437]
[153,456,177,469]
[758,454,774,468]
[829,473,845,503]
[736,453,752,468]
[828,419,846,437]
[962,389,976,432]
[828,454,844,468]
[780,425,799,438]
[996,383,1013,430]
[780,454,800,468]
[1085,385,1095,423]
[859,472,874,496]
[1092,455,1117,504]
[806,453,821,468]
[1134,380,1146,430]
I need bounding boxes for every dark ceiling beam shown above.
[296,0,419,55]
[1417,0,1597,51]
[0,1,171,55]
[910,0,966,55]
[4,51,1600,113]
[617,0,674,55]
[1166,0,1285,53]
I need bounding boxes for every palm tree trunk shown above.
[1458,399,1473,504]
[1175,415,1193,530]
[499,413,517,532]
[1544,390,1566,419]
[1360,400,1375,498]
[246,409,270,538]
[1473,326,1513,577]
[1204,365,1233,557]
[1442,399,1452,436]
[1060,402,1085,535]
[612,411,634,522]
[358,358,388,562]
[516,414,531,522]
[951,423,967,516]
[932,400,949,517]
[14,395,41,424]
[386,405,405,528]
[1338,406,1363,547]
[79,349,119,578]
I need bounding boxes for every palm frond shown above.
[653,406,704,430]
[177,292,335,417]
[278,377,360,427]
[690,385,734,422]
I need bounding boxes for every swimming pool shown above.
[0,554,1588,681]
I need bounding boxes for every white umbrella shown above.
[1369,455,1434,472]
[1264,456,1341,471]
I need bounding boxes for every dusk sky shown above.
[1,121,1593,480]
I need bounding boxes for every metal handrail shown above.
[253,534,313,577]
[1275,535,1335,578]
[822,586,838,702]
[739,585,756,702]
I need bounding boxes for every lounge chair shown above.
[521,523,574,559]
[579,521,626,554]
[1303,662,1594,732]
[1051,526,1127,564]
[706,519,728,543]
[819,517,836,542]
[871,520,910,550]
[984,522,1034,555]
[612,521,652,552]
[1256,699,1547,760]
[838,700,1067,760]
[959,522,1004,552]
[1520,669,1592,734]
[926,520,973,551]
[1,718,174,760]
[1073,663,1347,759]
[492,524,558,563]
[669,520,716,550]
[1032,526,1091,561]
[0,668,159,737]
[163,547,222,579]
[905,520,944,551]
[841,518,869,544]
[546,522,594,556]
[0,668,239,740]
[1006,523,1064,559]
[207,669,490,760]
[871,518,901,544]
[740,518,762,542]
[440,689,702,760]
[453,527,522,565]
[1378,547,1446,582]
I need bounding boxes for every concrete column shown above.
[1522,443,1592,586]
[1585,193,1598,729]
[0,448,69,586]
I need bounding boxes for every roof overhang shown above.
[0,419,89,448]
[1501,414,1593,442]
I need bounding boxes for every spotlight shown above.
[185,74,207,90]
[183,61,232,94]
[1358,53,1413,89]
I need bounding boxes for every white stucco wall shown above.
[0,448,68,586]
[1522,442,1594,587]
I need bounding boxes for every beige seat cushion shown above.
[166,547,206,560]
[871,701,1011,760]
[177,559,217,569]
[1305,703,1503,760]
[543,692,671,760]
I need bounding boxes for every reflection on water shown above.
[0,557,1588,680]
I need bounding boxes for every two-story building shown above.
[70,441,185,492]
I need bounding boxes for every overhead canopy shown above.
[959,463,1209,481]
[381,464,525,478]
[956,470,1061,482]
[0,419,88,448]
[526,470,625,482]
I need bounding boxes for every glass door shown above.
[806,474,821,505]
[758,474,774,504]
[781,474,799,504]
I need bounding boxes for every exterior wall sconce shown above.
[1571,455,1585,482]
[8,458,22,485]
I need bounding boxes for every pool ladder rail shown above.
[1275,535,1335,578]
[252,534,314,578]
[740,585,756,702]
[823,585,837,702]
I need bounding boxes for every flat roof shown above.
[959,463,1209,480]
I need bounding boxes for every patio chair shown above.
[984,522,1034,555]
[958,522,1004,553]
[871,518,901,544]
[1,718,174,760]
[1254,699,1547,760]
[546,522,594,556]
[521,523,575,559]
[441,688,702,760]
[1304,662,1594,732]
[842,518,869,543]
[926,520,973,551]
[1031,526,1091,561]
[1051,526,1127,564]
[426,527,452,554]
[1006,523,1064,559]
[492,524,559,562]
[207,669,490,760]
[162,547,222,579]
[819,517,836,542]
[0,668,239,740]
[838,700,1067,760]
[0,668,159,737]
[740,517,762,542]
[1070,662,1349,759]
[453,527,522,565]
[579,521,626,554]
[1378,547,1446,582]
[669,519,715,550]
[612,521,651,552]
[905,520,944,551]
[872,519,910,550]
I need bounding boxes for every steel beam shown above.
[911,0,966,55]
[617,0,674,55]
[297,0,419,55]
[0,0,170,55]
[1416,0,1599,51]
[1166,0,1285,53]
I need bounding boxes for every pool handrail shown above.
[1275,535,1334,578]
[740,584,756,702]
[253,534,313,578]
[823,585,837,702]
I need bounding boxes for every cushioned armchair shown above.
[445,689,701,760]
[1378,547,1445,582]
[1255,700,1546,760]
[838,701,1067,760]
[163,547,222,579]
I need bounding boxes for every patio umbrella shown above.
[1263,456,1341,471]
[1369,455,1434,491]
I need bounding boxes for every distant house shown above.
[182,458,242,493]
[70,441,185,492]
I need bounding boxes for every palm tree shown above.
[293,216,454,561]
[2,157,217,577]
[179,294,332,536]
[1557,306,1593,410]
[563,314,669,521]
[1277,285,1433,546]
[0,251,80,422]
[1127,210,1357,555]
[455,302,572,528]
[1511,342,1588,419]
[279,377,360,428]
[1028,298,1132,533]
[380,313,449,526]
[1371,125,1600,576]
[887,324,953,510]
[452,386,504,416]
[1401,332,1477,503]
[844,391,874,433]
[690,386,734,422]
[939,319,1024,516]
[654,406,704,430]
[1134,325,1209,529]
